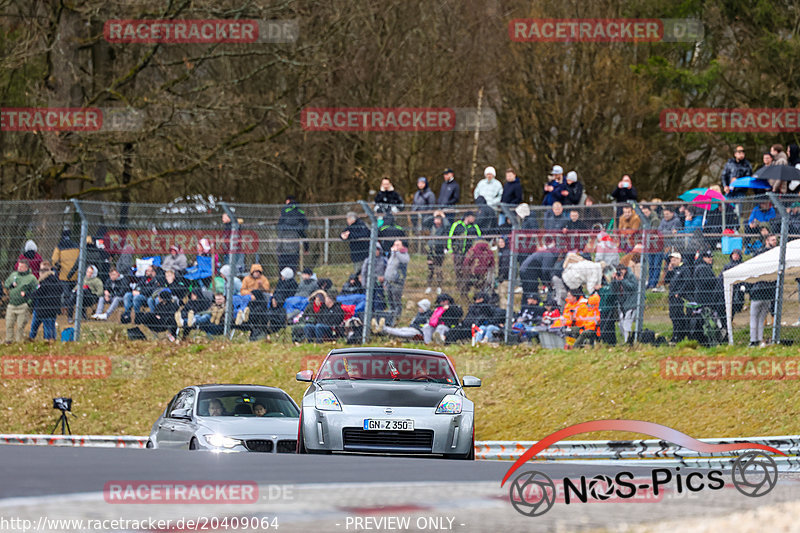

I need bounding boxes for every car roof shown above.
[327,347,448,357]
[191,384,287,393]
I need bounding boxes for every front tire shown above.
[189,437,200,450]
[146,440,154,449]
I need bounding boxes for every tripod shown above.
[51,409,74,435]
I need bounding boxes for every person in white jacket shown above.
[561,252,603,295]
[473,166,503,210]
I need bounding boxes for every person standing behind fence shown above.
[383,240,409,326]
[412,177,436,229]
[15,240,42,279]
[749,236,778,347]
[426,213,447,295]
[448,212,481,297]
[341,212,370,272]
[29,262,60,341]
[664,252,691,343]
[277,196,308,273]
[473,167,503,211]
[500,168,523,226]
[4,259,37,343]
[51,229,79,307]
[721,145,752,196]
[613,266,638,344]
[375,177,405,213]
[438,168,461,210]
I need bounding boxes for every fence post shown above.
[221,203,239,339]
[503,205,520,344]
[71,199,88,341]
[324,217,330,265]
[768,193,788,344]
[359,201,378,344]
[629,201,650,344]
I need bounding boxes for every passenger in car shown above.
[253,403,267,417]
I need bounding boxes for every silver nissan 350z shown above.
[296,347,480,460]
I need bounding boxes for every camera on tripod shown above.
[53,397,72,412]
[51,397,74,435]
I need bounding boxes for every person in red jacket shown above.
[462,240,495,298]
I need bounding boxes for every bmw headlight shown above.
[204,434,243,448]
[315,391,342,411]
[435,395,462,414]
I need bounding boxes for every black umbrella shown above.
[752,164,800,181]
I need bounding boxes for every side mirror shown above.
[296,370,313,382]
[169,408,192,420]
[462,376,481,388]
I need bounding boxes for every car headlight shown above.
[435,395,462,414]
[315,391,342,411]
[204,434,243,448]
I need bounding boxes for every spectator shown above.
[375,177,404,212]
[648,208,680,290]
[543,202,569,232]
[135,289,180,341]
[121,265,160,323]
[195,292,227,338]
[360,244,387,291]
[422,293,463,344]
[473,196,497,236]
[295,267,317,298]
[597,272,617,345]
[611,175,638,214]
[561,253,603,296]
[473,166,503,210]
[94,268,126,320]
[565,209,587,231]
[438,168,460,208]
[339,212,370,273]
[175,290,211,338]
[749,236,778,346]
[341,273,364,295]
[680,205,702,234]
[425,214,448,295]
[745,227,771,256]
[664,252,692,343]
[613,266,638,343]
[543,165,566,206]
[30,263,60,341]
[640,203,660,228]
[448,212,482,296]
[210,264,242,301]
[746,200,776,244]
[413,176,436,210]
[771,144,789,165]
[467,292,506,344]
[276,196,308,273]
[378,211,406,253]
[496,236,511,289]
[162,245,188,273]
[511,293,545,342]
[788,144,800,193]
[51,229,80,302]
[618,204,641,231]
[372,298,431,341]
[562,171,584,206]
[500,168,523,226]
[15,240,42,279]
[463,240,495,298]
[84,236,110,283]
[303,290,344,343]
[66,265,103,322]
[383,240,410,326]
[273,268,298,307]
[721,145,752,195]
[4,259,37,343]
[241,264,270,301]
[693,250,723,315]
[221,213,246,276]
[247,291,286,341]
[722,249,745,317]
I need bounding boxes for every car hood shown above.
[317,380,459,407]
[196,416,299,438]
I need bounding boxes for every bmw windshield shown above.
[316,353,457,384]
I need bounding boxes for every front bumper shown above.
[301,405,473,455]
[197,433,298,453]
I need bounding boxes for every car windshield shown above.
[197,390,299,417]
[316,353,457,384]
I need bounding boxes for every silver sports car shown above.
[147,384,300,452]
[296,347,480,459]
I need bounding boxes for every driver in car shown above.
[253,403,267,417]
[208,398,225,416]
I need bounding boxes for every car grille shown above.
[277,440,297,453]
[244,439,274,452]
[342,428,434,453]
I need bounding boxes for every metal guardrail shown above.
[3,435,799,464]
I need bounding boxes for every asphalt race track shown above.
[2,445,800,532]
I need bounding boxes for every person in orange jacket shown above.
[574,292,601,347]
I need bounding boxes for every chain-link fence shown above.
[2,194,799,347]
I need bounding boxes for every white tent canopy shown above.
[723,239,800,344]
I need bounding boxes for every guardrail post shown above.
[221,203,239,339]
[629,201,650,344]
[768,193,788,344]
[359,201,378,344]
[503,205,520,344]
[71,200,88,341]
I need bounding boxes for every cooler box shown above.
[721,236,742,255]
[539,331,565,349]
